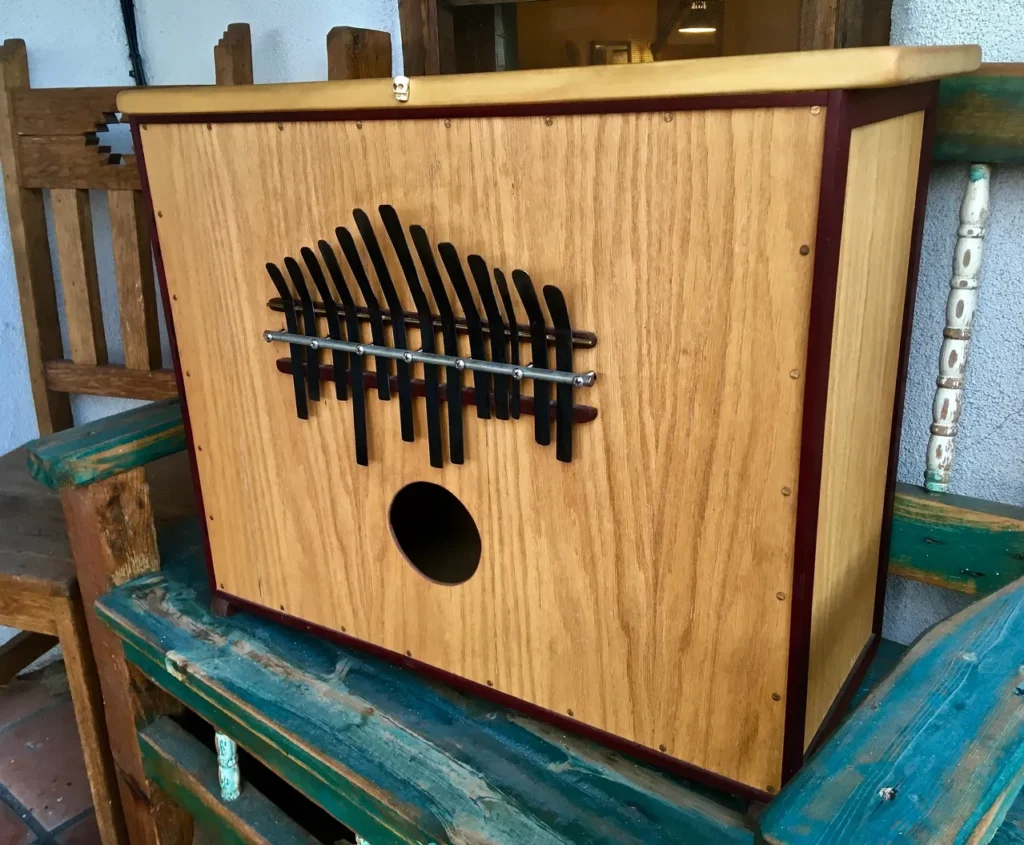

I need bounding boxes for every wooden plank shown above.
[45,361,176,400]
[214,24,253,86]
[51,187,107,365]
[18,135,141,190]
[25,398,184,491]
[9,85,121,135]
[326,27,392,81]
[890,483,1024,595]
[109,190,161,370]
[142,107,825,792]
[0,40,71,434]
[797,0,891,50]
[139,718,320,845]
[806,112,924,747]
[0,590,56,634]
[0,631,57,684]
[117,45,981,115]
[53,595,129,845]
[993,792,1024,845]
[61,469,193,845]
[935,64,1024,163]
[761,575,1024,844]
[97,536,754,845]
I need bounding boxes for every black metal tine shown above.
[336,226,391,402]
[410,226,464,465]
[543,285,575,463]
[283,257,321,403]
[494,269,520,419]
[468,255,509,420]
[301,247,347,401]
[316,240,369,466]
[379,205,443,469]
[266,263,308,421]
[438,243,491,420]
[353,208,415,443]
[512,270,551,446]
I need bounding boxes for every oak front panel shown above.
[142,105,823,790]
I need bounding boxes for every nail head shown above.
[810,106,821,115]
[782,487,792,497]
[544,117,553,126]
[799,245,811,256]
[790,369,800,379]
[776,591,786,601]
[772,692,781,701]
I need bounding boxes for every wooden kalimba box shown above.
[121,45,979,796]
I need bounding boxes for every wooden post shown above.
[398,0,455,75]
[326,27,393,80]
[61,469,193,845]
[797,0,892,50]
[925,164,990,493]
[0,40,72,434]
[214,24,253,86]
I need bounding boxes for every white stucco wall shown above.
[0,0,1020,649]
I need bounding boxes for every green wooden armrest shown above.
[25,398,185,490]
[761,574,1024,844]
[935,63,1024,163]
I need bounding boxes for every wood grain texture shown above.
[0,39,71,434]
[109,190,161,370]
[53,595,129,845]
[17,135,141,190]
[0,590,57,634]
[762,574,1024,845]
[214,24,253,87]
[116,46,980,115]
[797,0,892,50]
[890,482,1024,595]
[142,107,824,791]
[992,792,1024,845]
[326,27,393,81]
[935,63,1024,163]
[139,719,320,845]
[0,631,57,683]
[805,111,924,747]
[9,85,121,135]
[51,187,107,365]
[97,539,755,845]
[45,360,177,400]
[26,398,184,490]
[61,468,193,845]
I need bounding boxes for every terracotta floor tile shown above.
[0,801,33,845]
[0,674,65,733]
[57,812,100,845]
[0,701,92,831]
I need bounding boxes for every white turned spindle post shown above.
[215,731,240,801]
[925,163,990,492]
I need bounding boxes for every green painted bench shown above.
[23,398,1024,843]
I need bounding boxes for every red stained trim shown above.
[129,90,828,126]
[130,119,219,595]
[848,81,935,128]
[212,588,772,806]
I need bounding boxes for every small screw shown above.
[444,119,452,128]
[219,583,224,589]
[790,369,800,379]
[277,122,284,131]
[810,105,821,115]
[403,351,413,363]
[512,367,523,380]
[356,344,365,355]
[455,359,466,371]
[406,650,412,657]
[659,744,667,752]
[209,514,214,521]
[197,445,203,452]
[772,692,781,701]
[309,339,319,350]
[1014,682,1024,696]
[663,113,674,123]
[487,680,493,687]
[879,786,897,801]
[141,124,147,130]
[341,626,347,633]
[776,591,786,601]
[157,211,163,218]
[206,123,212,130]
[264,331,272,342]
[567,709,574,717]
[185,371,191,377]
[572,376,584,387]
[782,487,792,497]
[766,785,777,794]
[544,117,553,126]
[279,604,284,611]
[799,245,811,256]
[172,294,178,300]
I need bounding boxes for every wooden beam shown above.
[797,0,891,50]
[0,40,71,434]
[17,135,141,190]
[326,27,392,81]
[0,631,57,684]
[8,86,121,135]
[45,360,176,400]
[214,24,253,86]
[935,64,1024,163]
[398,0,455,75]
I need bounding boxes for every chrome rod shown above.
[263,330,597,388]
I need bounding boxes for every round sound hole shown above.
[389,482,481,585]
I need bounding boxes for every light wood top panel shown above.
[119,46,979,116]
[142,106,824,791]
[805,111,924,747]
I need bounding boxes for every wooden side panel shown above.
[109,190,161,370]
[142,107,824,791]
[805,111,924,746]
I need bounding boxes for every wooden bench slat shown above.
[96,532,755,845]
[140,718,319,845]
[890,482,1024,595]
[761,576,1024,844]
[10,85,121,135]
[109,190,161,370]
[935,63,1024,163]
[18,135,141,190]
[44,361,176,400]
[51,187,107,365]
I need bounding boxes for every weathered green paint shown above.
[25,398,185,490]
[992,791,1024,845]
[97,522,755,845]
[761,576,1024,844]
[140,717,318,845]
[935,67,1024,163]
[890,483,1024,595]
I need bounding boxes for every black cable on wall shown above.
[119,0,148,86]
